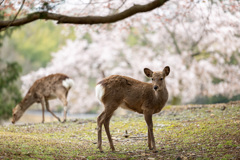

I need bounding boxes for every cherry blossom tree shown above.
[18,0,240,113]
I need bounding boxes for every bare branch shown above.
[0,0,169,30]
[190,3,213,51]
[160,18,182,55]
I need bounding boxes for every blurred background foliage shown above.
[0,22,22,120]
[0,60,22,120]
[193,94,240,105]
[10,21,76,72]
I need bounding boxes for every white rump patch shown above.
[62,78,74,89]
[95,84,105,104]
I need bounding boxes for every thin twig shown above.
[0,0,4,6]
[114,0,127,13]
[79,0,93,14]
[0,0,25,32]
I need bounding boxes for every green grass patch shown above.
[0,104,239,159]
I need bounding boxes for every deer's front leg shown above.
[56,88,68,123]
[144,111,157,152]
[147,128,152,150]
[40,97,46,123]
[45,99,61,122]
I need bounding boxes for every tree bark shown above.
[0,0,169,30]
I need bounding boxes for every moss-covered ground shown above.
[0,103,239,159]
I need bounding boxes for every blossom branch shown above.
[0,0,169,30]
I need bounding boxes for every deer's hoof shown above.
[153,150,158,153]
[97,146,103,153]
[62,119,66,123]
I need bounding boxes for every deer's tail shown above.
[62,78,74,89]
[95,84,105,105]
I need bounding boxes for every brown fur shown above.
[96,66,170,152]
[12,73,72,124]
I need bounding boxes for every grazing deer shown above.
[95,66,170,152]
[12,73,74,124]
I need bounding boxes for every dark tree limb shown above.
[0,0,169,30]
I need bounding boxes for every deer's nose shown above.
[153,85,158,90]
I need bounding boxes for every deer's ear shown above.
[163,66,170,76]
[144,68,153,78]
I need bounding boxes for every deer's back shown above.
[28,74,69,97]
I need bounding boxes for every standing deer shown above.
[12,73,74,124]
[95,66,170,152]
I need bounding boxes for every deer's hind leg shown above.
[97,111,105,152]
[97,104,118,152]
[56,87,69,123]
[103,113,116,152]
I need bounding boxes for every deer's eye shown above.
[160,78,163,81]
[152,78,154,81]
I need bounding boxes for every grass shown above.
[0,103,240,159]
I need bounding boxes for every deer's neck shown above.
[19,94,35,111]
[154,86,168,105]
